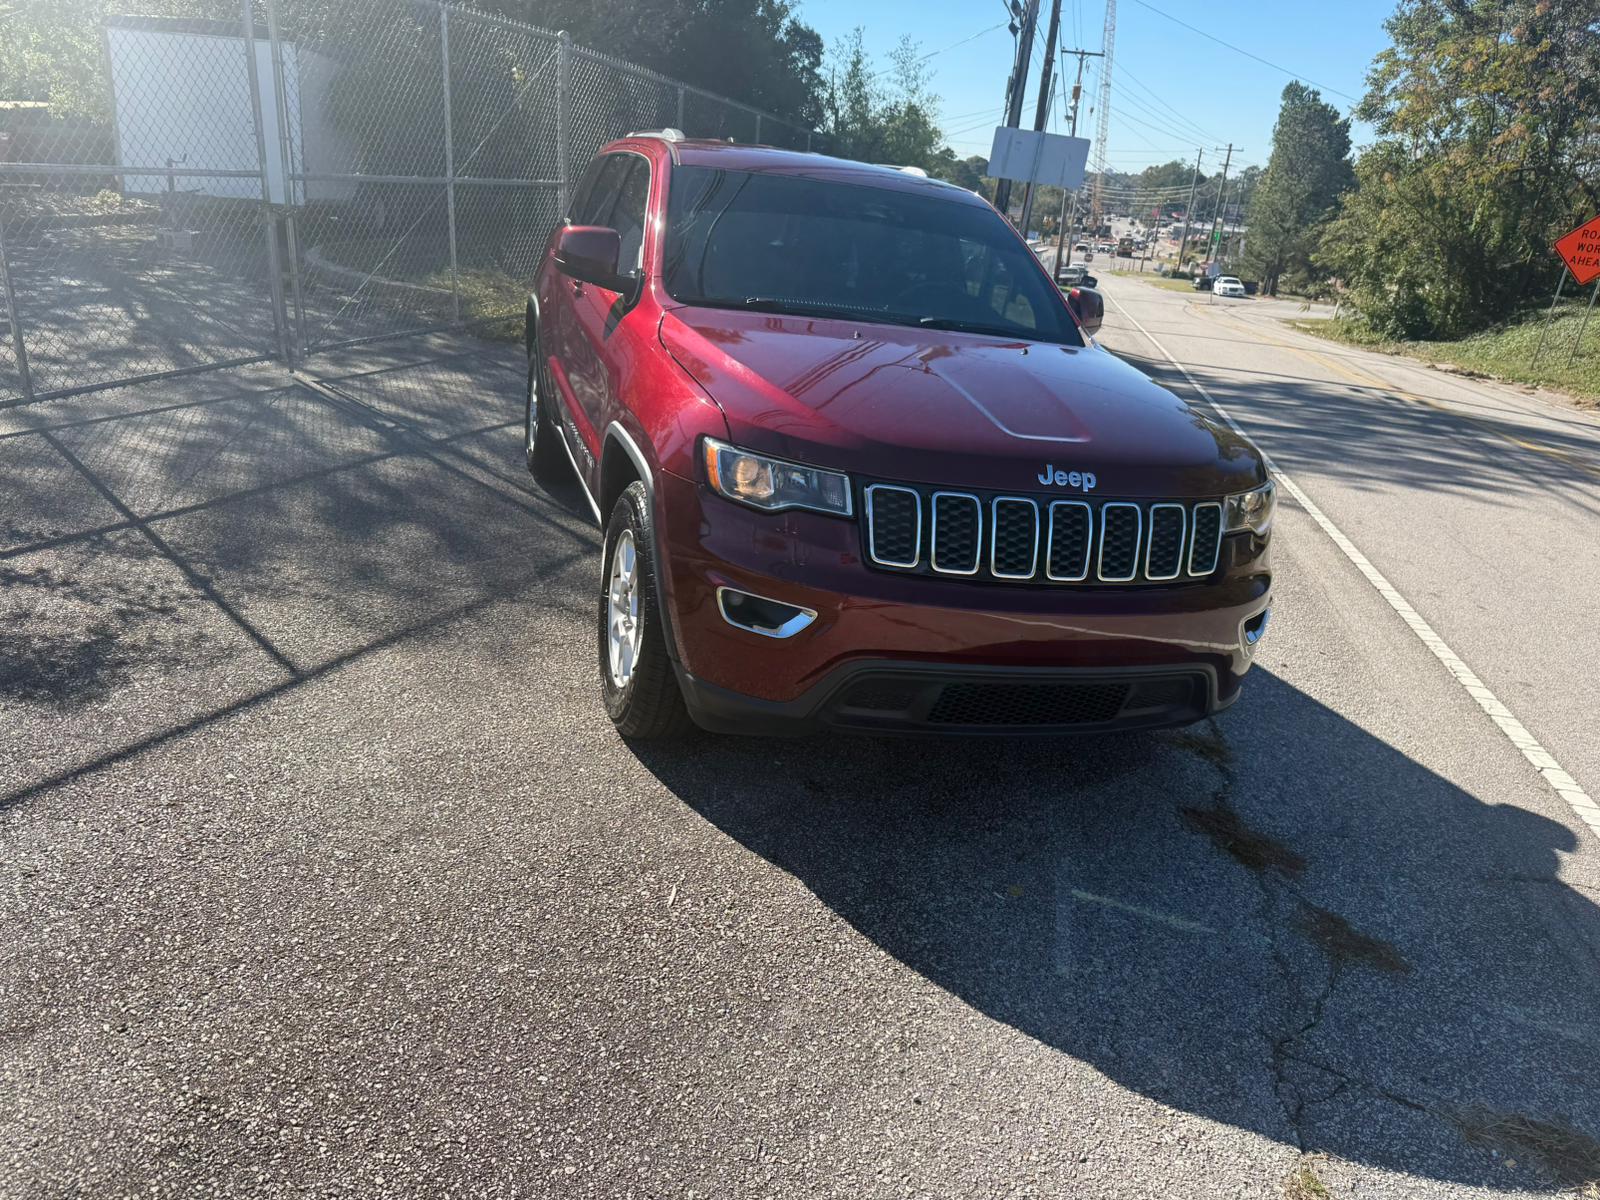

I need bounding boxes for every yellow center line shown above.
[1192,305,1600,482]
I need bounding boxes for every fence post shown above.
[264,0,306,360]
[676,86,685,132]
[241,0,290,364]
[0,220,35,404]
[439,5,461,324]
[556,31,572,215]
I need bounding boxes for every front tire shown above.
[598,481,692,740]
[524,338,562,478]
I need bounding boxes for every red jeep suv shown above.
[526,132,1273,738]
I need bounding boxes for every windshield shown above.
[661,166,1083,346]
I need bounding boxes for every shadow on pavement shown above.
[0,336,595,806]
[634,672,1600,1191]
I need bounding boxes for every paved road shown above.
[2,295,1599,1198]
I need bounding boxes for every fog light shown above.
[715,587,817,639]
[1242,608,1271,649]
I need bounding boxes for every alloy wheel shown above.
[606,529,641,689]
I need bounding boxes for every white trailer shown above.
[104,16,355,205]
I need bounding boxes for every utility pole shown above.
[1172,149,1203,271]
[1051,47,1103,280]
[1017,0,1062,237]
[992,0,1041,219]
[1205,142,1234,276]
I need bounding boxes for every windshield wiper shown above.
[915,316,1033,340]
[737,296,896,323]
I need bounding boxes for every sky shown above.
[799,0,1396,181]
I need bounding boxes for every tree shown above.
[1137,159,1195,193]
[818,28,942,169]
[1239,83,1352,294]
[1318,0,1600,338]
[480,0,824,127]
[0,0,237,118]
[1,0,826,129]
[927,151,992,199]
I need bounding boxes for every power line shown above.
[1123,0,1360,103]
[920,22,1008,61]
[1115,63,1225,144]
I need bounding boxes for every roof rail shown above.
[625,127,686,142]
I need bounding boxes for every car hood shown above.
[660,306,1263,498]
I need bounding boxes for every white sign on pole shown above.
[986,127,1090,190]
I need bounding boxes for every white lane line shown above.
[1069,889,1218,936]
[1102,288,1600,835]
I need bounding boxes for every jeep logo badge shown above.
[1037,464,1097,491]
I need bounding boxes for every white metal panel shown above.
[986,127,1090,190]
[105,25,350,205]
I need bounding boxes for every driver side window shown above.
[959,239,1040,332]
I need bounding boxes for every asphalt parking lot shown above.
[3,321,1599,1198]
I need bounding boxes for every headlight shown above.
[1224,479,1275,535]
[702,438,853,516]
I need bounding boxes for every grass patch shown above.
[314,237,523,342]
[1284,1161,1332,1200]
[1448,1106,1600,1192]
[1292,309,1600,406]
[1144,277,1198,293]
[419,267,524,341]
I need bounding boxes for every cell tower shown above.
[1090,0,1116,230]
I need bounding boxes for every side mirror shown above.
[555,225,627,291]
[1067,286,1104,336]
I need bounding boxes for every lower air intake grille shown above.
[927,681,1131,726]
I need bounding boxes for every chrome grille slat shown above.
[861,484,1226,586]
[1188,502,1223,576]
[989,497,1040,579]
[1096,503,1142,582]
[930,491,982,575]
[1045,500,1093,581]
[864,484,921,568]
[1145,503,1187,581]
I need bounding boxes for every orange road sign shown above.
[1554,215,1600,286]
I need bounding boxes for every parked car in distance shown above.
[528,132,1273,738]
[1057,263,1099,289]
[1213,276,1246,298]
[1192,273,1214,291]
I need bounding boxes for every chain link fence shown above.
[0,0,815,406]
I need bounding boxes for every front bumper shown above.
[654,469,1271,736]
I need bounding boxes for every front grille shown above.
[864,482,1225,586]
